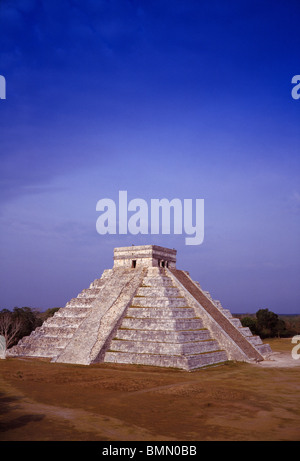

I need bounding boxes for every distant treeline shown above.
[235,309,300,338]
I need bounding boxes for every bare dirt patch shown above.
[0,339,299,441]
[254,338,300,368]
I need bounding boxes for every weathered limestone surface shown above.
[168,269,272,362]
[54,268,146,364]
[114,245,176,269]
[7,271,110,359]
[103,267,229,370]
[8,245,272,370]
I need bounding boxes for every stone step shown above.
[220,308,233,319]
[30,345,65,357]
[45,316,84,328]
[240,327,252,337]
[229,318,242,327]
[135,286,182,297]
[13,335,32,346]
[89,278,106,288]
[247,335,263,346]
[115,328,211,343]
[66,297,96,307]
[41,326,76,338]
[126,307,196,319]
[26,336,70,349]
[214,300,223,309]
[89,269,113,284]
[54,307,91,318]
[109,339,221,355]
[104,350,228,370]
[256,343,272,357]
[131,297,189,308]
[120,317,204,331]
[9,343,64,358]
[186,351,229,369]
[141,277,175,287]
[77,288,101,298]
[203,290,213,300]
[12,331,69,348]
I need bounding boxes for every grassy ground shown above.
[0,338,299,441]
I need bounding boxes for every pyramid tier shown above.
[126,306,197,319]
[120,317,205,330]
[131,297,189,308]
[116,328,211,343]
[104,350,228,371]
[108,338,221,355]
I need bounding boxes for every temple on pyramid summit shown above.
[8,245,272,370]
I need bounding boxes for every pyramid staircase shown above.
[104,268,228,370]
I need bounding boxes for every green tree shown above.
[255,308,287,338]
[275,318,290,338]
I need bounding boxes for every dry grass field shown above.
[0,338,299,441]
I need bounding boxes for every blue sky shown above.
[0,0,299,313]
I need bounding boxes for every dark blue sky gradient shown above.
[0,0,299,313]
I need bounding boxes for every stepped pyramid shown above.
[8,245,272,370]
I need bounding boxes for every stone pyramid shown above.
[8,245,272,370]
